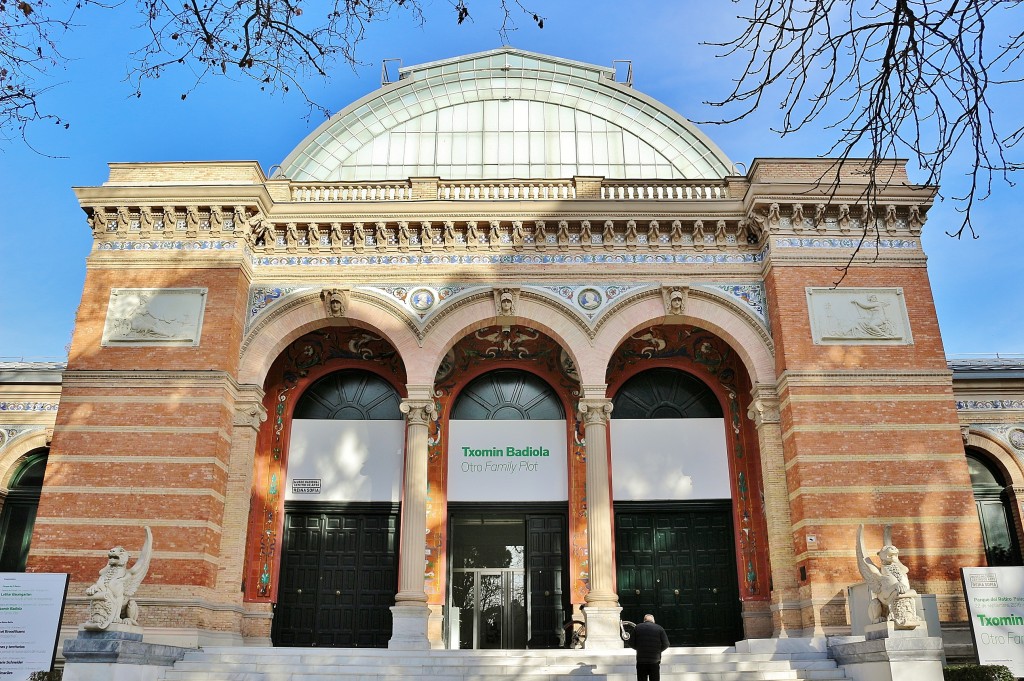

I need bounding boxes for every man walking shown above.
[627,614,670,681]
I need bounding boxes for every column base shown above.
[582,606,623,650]
[388,605,431,650]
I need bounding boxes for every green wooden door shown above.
[526,514,568,648]
[272,505,399,647]
[615,503,742,645]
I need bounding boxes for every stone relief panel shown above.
[806,287,913,345]
[101,288,208,347]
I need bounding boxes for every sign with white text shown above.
[962,566,1024,676]
[448,420,567,501]
[0,572,69,680]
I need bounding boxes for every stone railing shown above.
[600,181,729,200]
[290,182,413,202]
[284,177,733,202]
[437,180,576,200]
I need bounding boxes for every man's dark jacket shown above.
[628,621,670,664]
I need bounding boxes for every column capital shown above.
[400,398,437,425]
[578,398,613,425]
[747,383,781,427]
[233,385,268,431]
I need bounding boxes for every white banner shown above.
[286,420,405,502]
[610,419,730,500]
[0,572,69,679]
[448,420,568,501]
[962,566,1024,676]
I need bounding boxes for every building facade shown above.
[3,49,1022,653]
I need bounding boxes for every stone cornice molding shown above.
[578,398,614,425]
[776,369,953,392]
[60,370,246,395]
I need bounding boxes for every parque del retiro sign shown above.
[448,420,568,501]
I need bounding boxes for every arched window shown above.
[612,367,723,419]
[294,370,402,420]
[452,370,564,420]
[967,451,1022,566]
[0,449,48,572]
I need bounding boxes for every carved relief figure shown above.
[862,204,876,229]
[465,221,480,250]
[715,219,728,247]
[249,218,275,253]
[791,204,805,232]
[661,286,687,318]
[580,220,593,250]
[488,221,501,250]
[117,206,131,233]
[374,222,389,251]
[285,222,300,253]
[308,223,321,253]
[231,205,249,236]
[329,222,344,252]
[856,524,921,630]
[494,287,519,318]
[83,527,153,630]
[603,220,616,249]
[534,221,548,250]
[397,221,411,252]
[850,294,897,337]
[647,220,660,250]
[766,203,781,231]
[443,221,457,251]
[352,222,366,252]
[625,219,638,249]
[185,206,200,237]
[557,220,570,250]
[321,288,349,318]
[139,207,154,238]
[511,221,525,251]
[670,220,684,249]
[420,222,434,252]
[908,205,926,235]
[814,203,827,233]
[692,219,705,250]
[884,204,898,233]
[837,204,851,233]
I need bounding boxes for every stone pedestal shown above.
[829,626,944,681]
[388,605,431,650]
[582,606,624,650]
[63,625,189,681]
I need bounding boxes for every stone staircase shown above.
[160,640,850,681]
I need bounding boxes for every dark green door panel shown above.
[615,503,742,645]
[273,505,398,647]
[526,514,568,648]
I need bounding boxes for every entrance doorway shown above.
[615,502,743,645]
[447,509,567,649]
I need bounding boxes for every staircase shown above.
[160,642,849,681]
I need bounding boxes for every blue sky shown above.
[1,0,1021,360]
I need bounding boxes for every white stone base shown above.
[582,606,624,650]
[388,605,431,650]
[829,634,944,681]
[63,662,167,681]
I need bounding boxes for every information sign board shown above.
[962,566,1024,676]
[0,572,69,680]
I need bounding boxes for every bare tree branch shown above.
[704,0,1024,241]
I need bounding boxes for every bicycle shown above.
[561,619,587,649]
[619,619,636,642]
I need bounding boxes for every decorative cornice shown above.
[0,402,59,412]
[957,400,1024,411]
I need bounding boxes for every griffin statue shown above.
[856,524,921,630]
[82,526,153,630]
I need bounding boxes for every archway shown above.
[966,449,1022,566]
[606,325,770,644]
[0,449,48,571]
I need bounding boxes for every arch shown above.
[0,429,49,488]
[293,369,403,420]
[280,48,734,181]
[451,368,566,420]
[612,367,724,419]
[591,288,776,389]
[238,290,421,386]
[964,430,1024,487]
[0,448,48,572]
[417,294,594,385]
[965,444,1023,566]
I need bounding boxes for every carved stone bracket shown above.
[748,384,781,427]
[400,399,438,426]
[234,401,268,430]
[578,399,613,425]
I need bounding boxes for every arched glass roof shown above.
[280,49,735,181]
